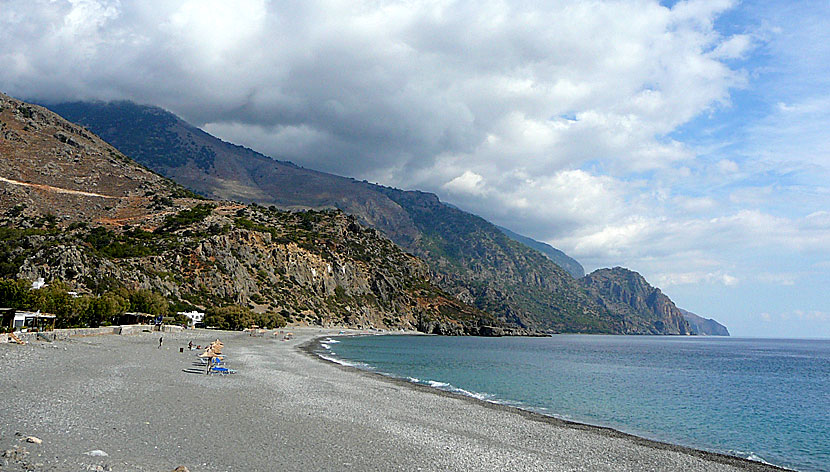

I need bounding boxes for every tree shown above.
[0,278,33,309]
[34,281,79,328]
[129,288,168,316]
[84,291,129,327]
[253,311,287,329]
[205,305,253,331]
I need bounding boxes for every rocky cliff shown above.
[680,309,730,336]
[580,268,692,335]
[1,93,512,335]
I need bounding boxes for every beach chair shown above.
[209,366,236,375]
[196,355,225,366]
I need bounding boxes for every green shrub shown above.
[157,204,214,232]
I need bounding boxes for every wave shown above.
[316,352,375,370]
[317,354,353,366]
[728,450,772,466]
[405,377,501,403]
[315,348,503,404]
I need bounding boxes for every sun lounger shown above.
[209,366,236,375]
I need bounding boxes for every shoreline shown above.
[300,333,789,472]
[0,328,793,471]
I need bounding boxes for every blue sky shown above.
[1,0,828,337]
[656,0,830,337]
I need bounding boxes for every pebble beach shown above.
[0,329,786,472]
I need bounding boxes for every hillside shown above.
[46,100,722,334]
[497,226,585,278]
[0,93,509,335]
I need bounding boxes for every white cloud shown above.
[710,34,753,60]
[1,0,746,177]
[443,171,486,196]
[654,271,738,287]
[716,159,739,173]
[674,195,717,212]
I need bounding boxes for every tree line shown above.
[0,278,286,332]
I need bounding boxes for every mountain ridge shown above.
[497,225,585,278]
[2,92,517,335]
[45,100,727,335]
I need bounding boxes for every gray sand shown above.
[0,329,786,472]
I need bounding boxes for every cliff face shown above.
[580,268,692,335]
[0,93,508,335]
[680,309,730,336]
[373,187,623,333]
[8,207,498,333]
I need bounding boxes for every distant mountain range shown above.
[45,100,728,335]
[497,226,585,278]
[1,93,510,335]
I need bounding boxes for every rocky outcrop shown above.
[580,268,692,335]
[11,207,499,334]
[680,309,729,336]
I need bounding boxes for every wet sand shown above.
[0,329,786,471]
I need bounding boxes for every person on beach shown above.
[188,340,193,350]
[158,336,163,349]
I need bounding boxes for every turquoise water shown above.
[316,335,830,471]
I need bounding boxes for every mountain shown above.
[580,268,692,335]
[496,226,584,278]
[46,100,718,335]
[1,92,514,335]
[680,309,730,336]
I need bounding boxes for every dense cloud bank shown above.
[2,0,830,336]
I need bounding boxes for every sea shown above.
[315,335,830,471]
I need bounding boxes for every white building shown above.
[178,310,205,327]
[31,278,46,290]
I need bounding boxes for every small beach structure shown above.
[118,312,154,325]
[5,310,56,332]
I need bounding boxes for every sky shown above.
[1,0,828,338]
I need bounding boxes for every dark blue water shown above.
[317,335,830,471]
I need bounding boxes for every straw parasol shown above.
[202,350,223,374]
